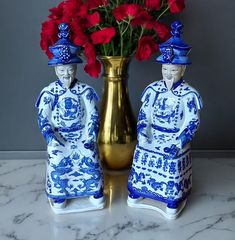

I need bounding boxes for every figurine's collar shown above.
[57,78,78,89]
[172,78,184,90]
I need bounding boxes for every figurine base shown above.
[49,196,105,215]
[127,196,186,220]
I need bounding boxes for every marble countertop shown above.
[0,157,235,240]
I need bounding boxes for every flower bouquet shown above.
[40,0,185,78]
[40,0,186,169]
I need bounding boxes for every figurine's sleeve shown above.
[35,90,56,145]
[176,91,203,148]
[83,87,100,142]
[137,87,154,141]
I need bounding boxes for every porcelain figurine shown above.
[127,21,203,219]
[35,23,105,214]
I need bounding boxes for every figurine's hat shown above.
[48,23,83,66]
[156,21,191,65]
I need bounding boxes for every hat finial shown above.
[58,23,69,39]
[171,21,183,38]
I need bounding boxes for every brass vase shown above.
[98,56,137,170]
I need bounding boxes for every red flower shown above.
[84,42,101,78]
[131,11,154,29]
[135,36,158,61]
[168,0,185,13]
[63,0,88,18]
[48,2,65,20]
[87,0,109,9]
[70,21,89,46]
[84,42,97,63]
[145,0,161,10]
[40,20,58,58]
[91,27,116,45]
[113,3,144,21]
[154,22,171,41]
[86,12,100,28]
[40,0,186,77]
[84,60,101,78]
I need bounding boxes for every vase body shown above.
[98,56,137,170]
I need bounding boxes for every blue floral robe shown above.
[128,79,202,206]
[36,79,103,200]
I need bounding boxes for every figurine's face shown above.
[162,64,186,90]
[55,64,77,88]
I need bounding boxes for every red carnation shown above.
[135,36,158,61]
[84,60,101,78]
[154,22,171,41]
[72,32,89,47]
[48,2,65,20]
[40,20,58,58]
[91,27,116,45]
[87,0,109,9]
[75,3,88,18]
[145,0,161,10]
[86,12,100,28]
[69,21,88,46]
[168,0,185,13]
[84,42,97,63]
[63,0,84,19]
[131,11,154,29]
[84,42,101,78]
[113,3,143,21]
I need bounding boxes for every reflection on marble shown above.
[0,158,235,240]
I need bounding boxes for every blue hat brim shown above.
[48,56,83,66]
[156,55,191,65]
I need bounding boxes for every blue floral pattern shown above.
[128,79,202,205]
[36,80,103,200]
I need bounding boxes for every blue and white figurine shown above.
[127,21,203,219]
[35,23,105,214]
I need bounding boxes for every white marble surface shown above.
[0,158,235,240]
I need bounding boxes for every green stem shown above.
[122,18,131,36]
[127,27,133,56]
[117,21,123,56]
[157,5,170,21]
[138,26,144,41]
[97,25,108,55]
[119,18,131,56]
[120,34,123,56]
[102,45,108,56]
[111,40,115,55]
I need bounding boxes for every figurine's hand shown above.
[48,138,64,147]
[176,131,192,149]
[138,132,152,145]
[138,136,147,145]
[84,141,95,151]
[164,144,180,158]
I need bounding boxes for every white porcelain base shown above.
[127,196,187,220]
[49,196,105,215]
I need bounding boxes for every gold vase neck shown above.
[100,56,130,80]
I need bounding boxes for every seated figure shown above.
[127,21,203,219]
[36,23,105,214]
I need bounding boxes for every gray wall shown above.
[1,0,235,151]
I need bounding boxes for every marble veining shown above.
[0,158,235,240]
